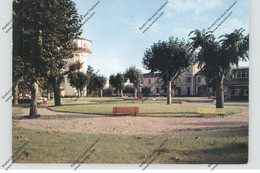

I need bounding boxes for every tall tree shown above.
[143,37,194,104]
[189,28,249,108]
[13,0,82,116]
[109,73,126,97]
[68,72,89,97]
[125,66,143,99]
[95,75,107,97]
[67,61,89,97]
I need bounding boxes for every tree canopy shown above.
[189,28,249,108]
[143,37,194,104]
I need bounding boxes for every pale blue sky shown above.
[73,0,249,78]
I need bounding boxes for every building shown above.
[226,67,249,100]
[142,64,207,97]
[60,37,92,97]
[142,65,249,100]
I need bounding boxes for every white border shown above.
[0,0,259,170]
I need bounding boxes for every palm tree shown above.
[189,28,249,108]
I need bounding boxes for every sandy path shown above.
[13,105,248,135]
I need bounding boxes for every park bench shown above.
[112,107,139,115]
[197,107,224,117]
[132,99,144,104]
[172,101,182,104]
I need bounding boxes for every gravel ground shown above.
[13,105,248,135]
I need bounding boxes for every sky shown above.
[72,0,249,79]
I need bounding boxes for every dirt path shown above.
[13,105,248,135]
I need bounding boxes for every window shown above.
[186,77,191,83]
[148,79,151,85]
[245,88,249,95]
[242,70,249,78]
[235,88,241,95]
[156,79,160,84]
[231,88,235,95]
[236,71,242,78]
[236,70,249,78]
[198,77,201,83]
[198,87,201,94]
[156,88,160,93]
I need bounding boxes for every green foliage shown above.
[109,73,126,91]
[143,37,194,103]
[68,72,89,96]
[88,75,107,94]
[143,37,194,81]
[189,28,249,107]
[13,0,83,106]
[125,66,143,88]
[86,66,107,95]
[189,28,249,81]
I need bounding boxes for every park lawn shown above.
[224,102,249,107]
[49,103,241,117]
[12,125,248,164]
[46,97,124,105]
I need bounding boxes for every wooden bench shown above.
[112,107,139,115]
[198,108,224,117]
[172,101,182,104]
[132,99,144,104]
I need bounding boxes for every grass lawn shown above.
[12,104,29,115]
[49,102,241,117]
[12,125,248,164]
[224,102,249,107]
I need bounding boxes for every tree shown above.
[125,66,143,99]
[143,37,194,104]
[189,28,249,108]
[95,75,107,97]
[68,72,89,97]
[88,74,107,97]
[109,73,126,97]
[13,0,82,116]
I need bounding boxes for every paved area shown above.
[13,105,248,135]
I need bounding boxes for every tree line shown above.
[13,0,248,119]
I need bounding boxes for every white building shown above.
[61,37,92,97]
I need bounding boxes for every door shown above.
[187,87,190,96]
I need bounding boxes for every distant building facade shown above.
[226,67,249,100]
[142,64,207,97]
[142,65,249,100]
[60,37,92,97]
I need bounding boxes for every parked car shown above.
[18,96,30,104]
[18,96,44,105]
[38,97,47,104]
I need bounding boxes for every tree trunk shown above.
[134,87,137,98]
[100,89,103,97]
[13,82,19,104]
[216,73,225,108]
[78,90,80,98]
[137,86,142,99]
[117,89,120,97]
[29,82,38,117]
[53,79,61,106]
[167,80,172,105]
[121,89,124,97]
[47,86,51,100]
